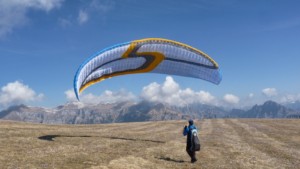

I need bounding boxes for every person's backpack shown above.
[191,129,201,151]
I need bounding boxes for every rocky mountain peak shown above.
[0,100,299,124]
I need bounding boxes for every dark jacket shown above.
[183,124,197,147]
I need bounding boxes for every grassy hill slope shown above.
[0,119,299,169]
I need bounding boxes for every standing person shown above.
[183,119,198,163]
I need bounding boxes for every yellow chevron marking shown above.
[79,42,165,93]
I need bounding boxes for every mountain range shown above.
[228,100,299,118]
[0,100,299,124]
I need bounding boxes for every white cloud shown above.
[223,94,240,105]
[278,93,300,103]
[90,0,115,13]
[0,81,44,106]
[248,93,254,98]
[0,0,64,37]
[141,76,216,106]
[161,76,180,95]
[262,88,277,97]
[75,0,115,25]
[65,89,136,105]
[58,17,72,28]
[65,89,76,101]
[78,10,89,25]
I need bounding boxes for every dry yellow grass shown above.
[0,119,299,169]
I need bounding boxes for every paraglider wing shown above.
[74,38,222,100]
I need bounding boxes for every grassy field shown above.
[0,119,299,169]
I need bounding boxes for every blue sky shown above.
[0,0,300,109]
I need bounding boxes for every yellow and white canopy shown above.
[74,38,222,100]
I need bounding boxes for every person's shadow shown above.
[38,135,165,144]
[156,156,185,163]
[38,135,91,141]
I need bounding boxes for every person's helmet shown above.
[188,119,194,125]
